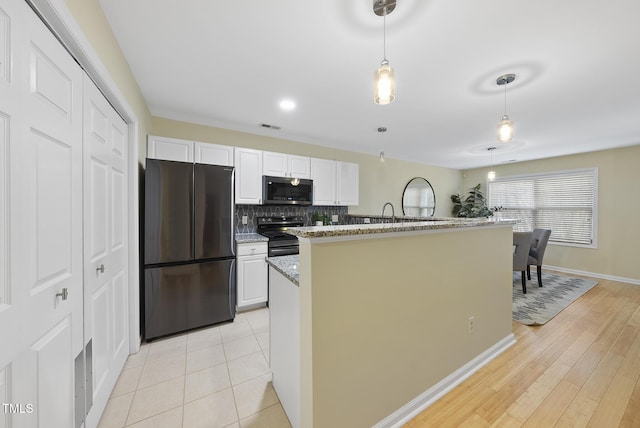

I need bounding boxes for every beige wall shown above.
[462,145,640,281]
[152,117,462,216]
[63,0,152,162]
[298,226,514,426]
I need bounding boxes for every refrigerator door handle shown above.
[229,260,236,315]
[230,168,236,256]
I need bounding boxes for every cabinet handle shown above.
[96,264,105,274]
[56,288,69,300]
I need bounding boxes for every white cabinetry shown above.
[310,158,359,206]
[236,243,268,309]
[148,135,194,162]
[269,267,300,428]
[310,158,337,206]
[263,151,310,179]
[336,161,359,206]
[148,136,234,166]
[194,142,234,166]
[234,147,263,204]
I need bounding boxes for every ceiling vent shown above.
[259,123,281,130]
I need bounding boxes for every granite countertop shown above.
[266,255,299,286]
[347,214,461,222]
[235,233,268,244]
[285,217,517,239]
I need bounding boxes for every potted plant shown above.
[450,184,493,218]
[311,213,324,226]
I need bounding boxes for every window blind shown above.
[488,169,597,246]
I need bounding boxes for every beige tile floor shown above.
[97,307,292,428]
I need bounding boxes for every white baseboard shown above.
[373,333,517,428]
[544,265,640,286]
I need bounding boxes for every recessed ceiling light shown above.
[279,99,296,111]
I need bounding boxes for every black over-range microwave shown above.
[262,176,313,205]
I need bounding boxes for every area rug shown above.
[512,272,598,325]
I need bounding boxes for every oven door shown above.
[268,238,300,257]
[269,246,299,257]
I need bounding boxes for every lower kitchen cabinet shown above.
[236,242,268,309]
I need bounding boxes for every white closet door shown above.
[83,75,129,428]
[0,1,83,427]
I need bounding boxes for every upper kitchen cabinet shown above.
[148,136,234,166]
[310,158,337,206]
[310,158,359,206]
[235,147,263,204]
[263,151,310,179]
[148,135,194,162]
[194,142,234,166]
[336,161,359,206]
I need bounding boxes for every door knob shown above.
[96,264,105,274]
[56,288,68,300]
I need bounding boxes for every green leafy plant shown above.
[450,184,493,218]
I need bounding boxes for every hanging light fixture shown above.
[487,147,497,181]
[378,126,387,163]
[373,0,396,105]
[496,74,515,142]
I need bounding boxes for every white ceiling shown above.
[98,0,640,170]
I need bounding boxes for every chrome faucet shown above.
[381,202,395,223]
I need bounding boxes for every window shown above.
[488,168,598,247]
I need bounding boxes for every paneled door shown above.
[83,75,129,427]
[0,0,84,427]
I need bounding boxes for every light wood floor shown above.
[405,274,640,428]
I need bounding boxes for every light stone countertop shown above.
[235,233,268,244]
[285,217,517,239]
[266,255,299,286]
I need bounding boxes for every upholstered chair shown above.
[527,229,552,288]
[513,231,533,294]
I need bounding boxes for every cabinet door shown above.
[263,151,288,177]
[310,158,336,206]
[288,155,311,179]
[237,254,268,308]
[194,142,234,166]
[234,147,263,204]
[336,161,359,206]
[147,135,194,162]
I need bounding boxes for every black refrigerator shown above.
[143,159,236,340]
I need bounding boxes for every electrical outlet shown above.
[364,217,371,224]
[332,214,339,223]
[468,316,475,333]
[242,215,248,225]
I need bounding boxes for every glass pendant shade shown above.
[487,170,496,181]
[497,115,513,142]
[374,61,395,105]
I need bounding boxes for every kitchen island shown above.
[268,219,517,428]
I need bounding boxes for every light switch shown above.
[242,215,248,225]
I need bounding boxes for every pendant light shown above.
[496,74,515,142]
[373,0,396,105]
[487,147,496,181]
[378,126,387,163]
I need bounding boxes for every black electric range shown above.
[257,216,304,257]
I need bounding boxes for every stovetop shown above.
[257,216,304,242]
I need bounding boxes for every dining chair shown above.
[527,228,552,288]
[513,231,533,294]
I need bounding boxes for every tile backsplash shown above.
[235,205,348,233]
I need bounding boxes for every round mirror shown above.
[402,177,436,217]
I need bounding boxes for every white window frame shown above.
[488,168,598,249]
